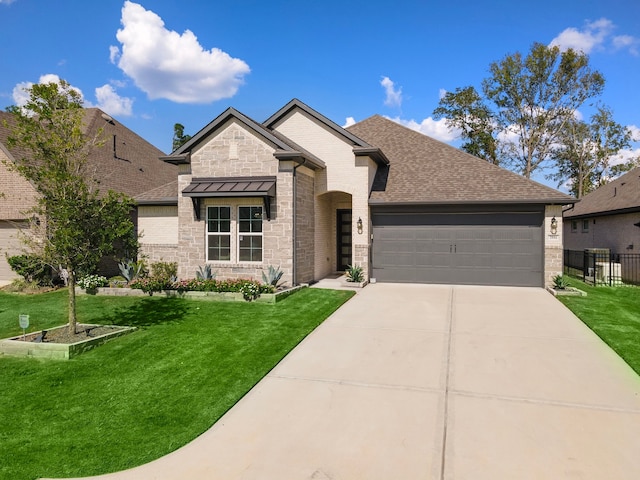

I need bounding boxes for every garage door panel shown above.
[372,211,543,287]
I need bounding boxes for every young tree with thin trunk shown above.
[5,80,137,334]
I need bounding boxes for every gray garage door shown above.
[371,209,543,287]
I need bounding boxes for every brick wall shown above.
[295,169,315,283]
[544,205,563,286]
[0,150,38,220]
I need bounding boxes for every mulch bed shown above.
[14,325,126,344]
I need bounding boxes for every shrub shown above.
[108,275,128,288]
[196,264,216,280]
[129,276,173,296]
[118,259,147,283]
[345,264,364,283]
[262,265,284,289]
[77,274,109,291]
[552,274,570,290]
[151,261,178,283]
[7,254,52,286]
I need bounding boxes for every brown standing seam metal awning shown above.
[182,176,276,220]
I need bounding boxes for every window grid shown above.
[238,206,263,262]
[207,206,231,261]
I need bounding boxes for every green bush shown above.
[345,264,364,283]
[77,275,109,291]
[150,261,178,283]
[6,254,52,286]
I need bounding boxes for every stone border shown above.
[75,285,305,304]
[546,286,587,297]
[0,324,136,360]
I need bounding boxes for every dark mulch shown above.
[14,324,127,344]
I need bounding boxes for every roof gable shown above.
[347,115,575,205]
[0,108,176,198]
[166,106,325,170]
[564,167,640,218]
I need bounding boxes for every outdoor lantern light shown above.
[357,217,363,234]
[550,216,558,235]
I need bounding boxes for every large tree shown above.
[434,43,606,179]
[548,105,637,198]
[5,80,136,333]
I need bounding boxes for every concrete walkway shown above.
[49,284,640,480]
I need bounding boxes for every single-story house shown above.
[136,99,575,288]
[563,166,640,253]
[0,108,177,283]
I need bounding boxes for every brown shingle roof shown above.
[347,115,576,205]
[0,108,176,198]
[135,180,178,205]
[564,167,640,218]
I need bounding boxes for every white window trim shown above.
[237,205,263,264]
[206,205,232,263]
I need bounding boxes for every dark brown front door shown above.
[337,209,352,271]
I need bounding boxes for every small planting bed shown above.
[0,324,135,359]
[546,286,587,297]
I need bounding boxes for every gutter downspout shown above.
[292,159,307,286]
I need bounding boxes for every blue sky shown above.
[1,0,639,189]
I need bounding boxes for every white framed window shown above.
[207,206,231,261]
[238,206,263,262]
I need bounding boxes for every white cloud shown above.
[550,18,613,53]
[381,76,402,108]
[627,125,640,142]
[112,1,250,104]
[0,0,17,5]
[610,148,640,167]
[109,45,120,64]
[550,18,640,56]
[343,117,356,128]
[95,84,133,116]
[12,74,86,107]
[387,116,460,143]
[613,35,640,56]
[438,88,447,100]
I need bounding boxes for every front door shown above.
[337,209,352,271]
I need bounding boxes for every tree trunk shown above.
[68,269,77,335]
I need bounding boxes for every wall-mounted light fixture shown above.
[550,216,558,235]
[357,217,363,234]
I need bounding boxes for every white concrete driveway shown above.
[47,284,640,480]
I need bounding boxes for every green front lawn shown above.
[0,288,354,480]
[557,278,640,375]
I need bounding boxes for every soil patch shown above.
[16,325,128,344]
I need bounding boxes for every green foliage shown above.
[150,261,178,283]
[128,277,173,296]
[6,254,52,286]
[0,288,354,480]
[172,123,192,151]
[434,42,606,179]
[195,264,216,280]
[345,264,364,283]
[5,79,138,331]
[261,265,284,288]
[557,278,640,376]
[77,275,108,291]
[118,259,146,283]
[108,276,128,288]
[552,274,570,290]
[548,104,637,198]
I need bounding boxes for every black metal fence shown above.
[564,249,640,286]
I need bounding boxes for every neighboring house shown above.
[563,167,640,253]
[0,108,177,283]
[136,99,575,288]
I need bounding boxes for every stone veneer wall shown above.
[140,244,179,265]
[176,121,294,285]
[544,204,564,286]
[295,169,315,283]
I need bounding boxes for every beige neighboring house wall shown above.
[564,212,640,253]
[0,146,38,282]
[138,205,179,264]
